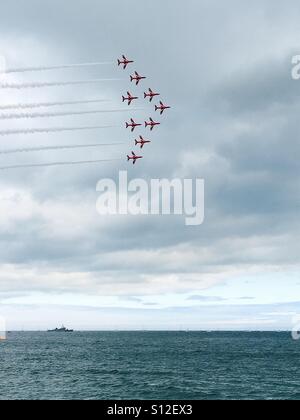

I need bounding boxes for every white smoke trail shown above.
[0,99,109,110]
[0,143,124,155]
[0,109,143,120]
[0,158,120,171]
[0,125,118,136]
[1,62,113,74]
[0,79,122,89]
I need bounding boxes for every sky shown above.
[0,0,299,331]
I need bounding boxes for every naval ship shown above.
[48,325,74,333]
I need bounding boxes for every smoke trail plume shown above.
[0,159,120,171]
[0,108,144,120]
[1,62,113,74]
[0,125,118,136]
[0,143,124,155]
[0,79,121,89]
[0,108,142,120]
[0,99,109,110]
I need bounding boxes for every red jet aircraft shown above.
[144,88,160,102]
[127,151,143,165]
[155,101,171,115]
[130,71,146,86]
[145,118,161,131]
[117,55,134,69]
[126,119,142,132]
[135,135,151,149]
[122,91,138,106]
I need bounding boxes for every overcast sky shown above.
[0,0,299,330]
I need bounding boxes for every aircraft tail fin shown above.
[155,105,158,112]
[118,59,121,66]
[126,122,129,129]
[122,96,125,103]
[135,140,138,146]
[127,155,130,161]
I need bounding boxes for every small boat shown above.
[48,325,74,333]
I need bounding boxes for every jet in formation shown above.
[127,151,143,165]
[135,135,151,149]
[145,118,161,131]
[144,88,160,102]
[155,101,171,115]
[122,91,139,106]
[126,118,142,132]
[130,71,146,86]
[118,55,134,70]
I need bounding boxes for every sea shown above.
[0,331,299,400]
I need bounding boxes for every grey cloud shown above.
[0,0,298,307]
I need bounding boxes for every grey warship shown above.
[48,325,74,333]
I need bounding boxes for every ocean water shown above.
[0,331,299,400]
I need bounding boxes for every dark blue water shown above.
[0,331,299,400]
